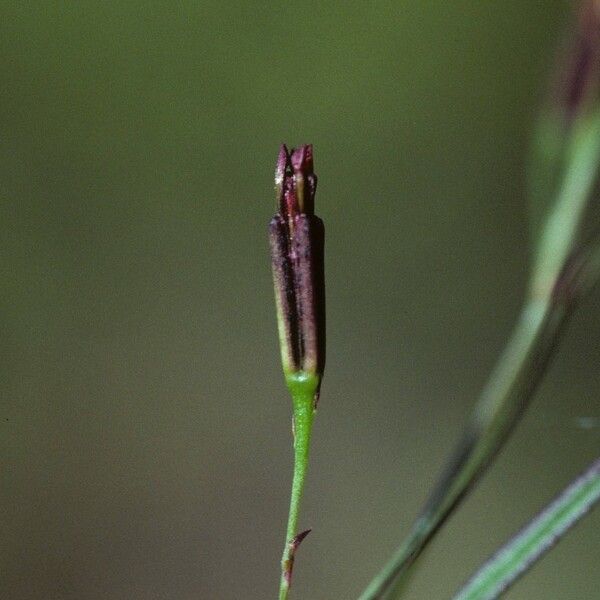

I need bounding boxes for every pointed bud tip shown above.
[275,144,290,187]
[283,529,312,585]
[290,528,312,549]
[290,144,314,175]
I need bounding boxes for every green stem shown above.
[279,372,319,600]
[358,295,571,600]
[452,457,600,600]
[359,111,600,600]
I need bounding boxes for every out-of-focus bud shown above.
[269,144,325,389]
[555,0,600,124]
[529,1,600,304]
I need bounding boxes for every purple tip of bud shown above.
[275,144,291,209]
[290,144,313,174]
[275,144,318,217]
[283,529,312,586]
[290,144,317,215]
[556,0,600,121]
[275,144,289,188]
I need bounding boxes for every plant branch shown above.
[452,457,600,600]
[358,296,571,600]
[358,113,600,600]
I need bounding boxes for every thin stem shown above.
[358,295,572,600]
[359,111,600,600]
[279,372,319,600]
[452,457,600,600]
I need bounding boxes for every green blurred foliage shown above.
[1,2,598,599]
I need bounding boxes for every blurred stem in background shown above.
[452,457,600,600]
[359,3,600,599]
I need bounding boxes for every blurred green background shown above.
[2,1,599,599]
